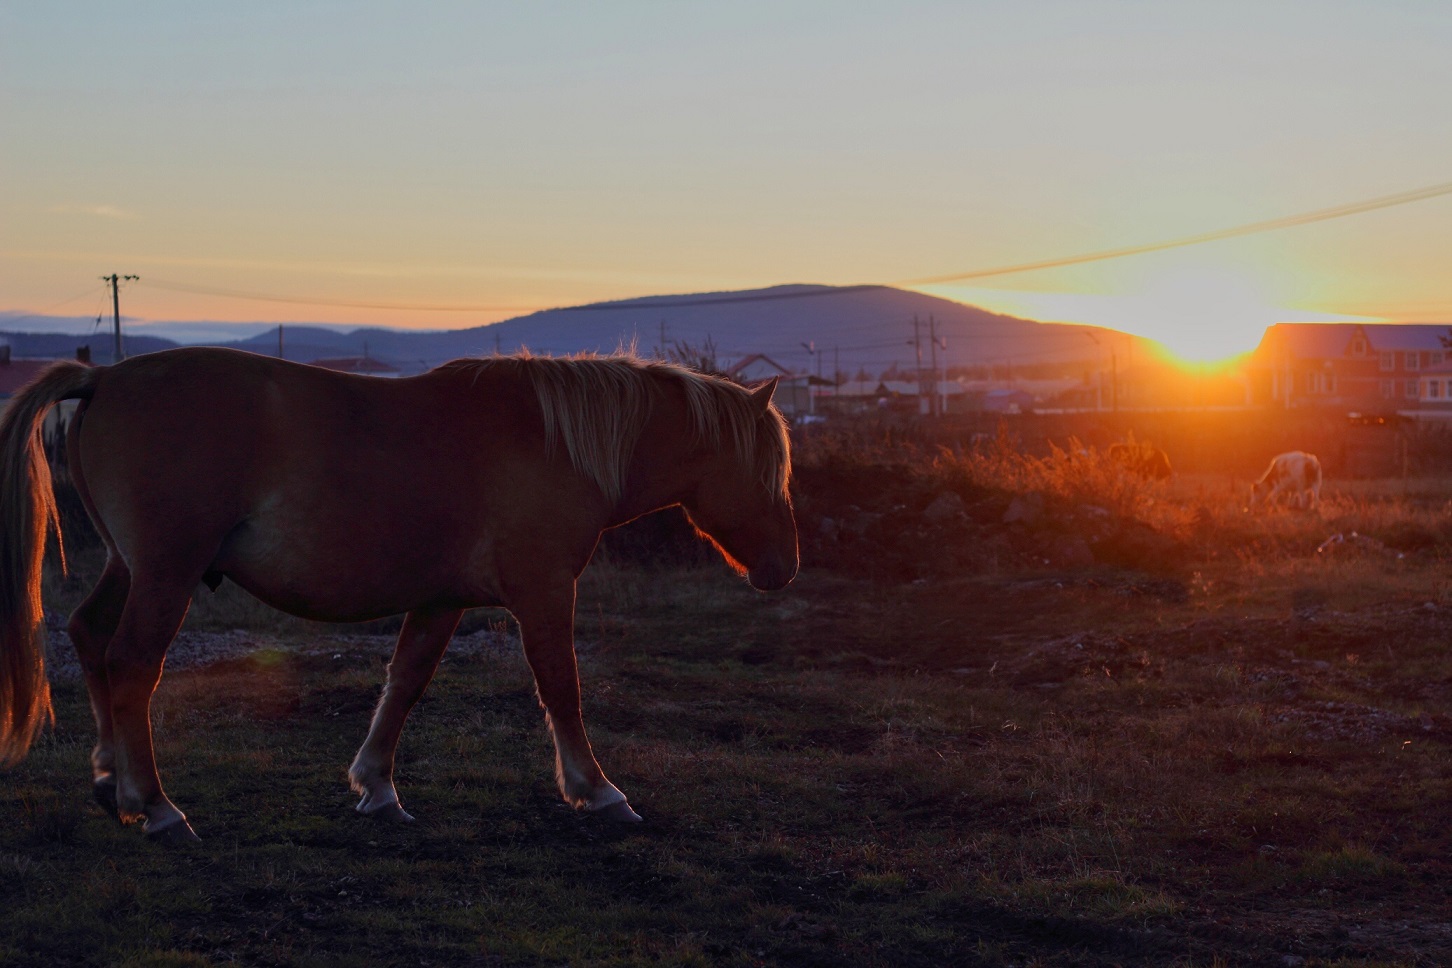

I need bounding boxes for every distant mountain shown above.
[368,284,1133,376]
[0,329,178,364]
[3,285,1135,375]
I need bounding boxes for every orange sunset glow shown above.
[2,4,1449,370]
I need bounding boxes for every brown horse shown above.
[0,347,797,843]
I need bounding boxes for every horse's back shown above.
[71,348,603,619]
[78,349,374,515]
[77,351,415,597]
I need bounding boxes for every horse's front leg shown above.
[512,581,641,822]
[349,606,463,821]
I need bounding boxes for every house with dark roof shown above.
[1247,323,1452,411]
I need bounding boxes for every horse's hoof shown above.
[144,818,201,846]
[363,802,415,823]
[92,778,120,822]
[589,799,643,823]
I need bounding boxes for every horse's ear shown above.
[749,377,778,415]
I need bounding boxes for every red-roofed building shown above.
[0,356,54,404]
[1248,323,1452,411]
[0,346,89,444]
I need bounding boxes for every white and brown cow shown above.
[1250,451,1322,509]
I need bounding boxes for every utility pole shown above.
[927,315,941,418]
[912,316,927,416]
[1284,347,1293,410]
[278,324,285,359]
[801,341,819,414]
[1110,345,1119,413]
[101,273,138,362]
[1083,330,1103,412]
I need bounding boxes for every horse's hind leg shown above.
[66,555,130,817]
[349,607,463,822]
[513,583,641,822]
[105,574,198,843]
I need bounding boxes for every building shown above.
[815,379,967,415]
[0,346,89,443]
[1417,363,1452,414]
[1248,323,1452,411]
[725,354,814,416]
[978,388,1035,413]
[0,345,57,410]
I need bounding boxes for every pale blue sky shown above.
[4,1,1450,358]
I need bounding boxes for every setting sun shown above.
[919,262,1375,368]
[1102,266,1285,364]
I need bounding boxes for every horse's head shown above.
[682,379,799,591]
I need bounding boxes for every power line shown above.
[0,283,109,330]
[138,277,897,315]
[125,178,1452,316]
[12,177,1451,323]
[140,278,539,314]
[141,180,1448,315]
[896,179,1452,286]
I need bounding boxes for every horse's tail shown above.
[0,361,99,766]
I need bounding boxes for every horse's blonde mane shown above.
[445,354,790,505]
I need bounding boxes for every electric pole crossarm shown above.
[101,273,139,363]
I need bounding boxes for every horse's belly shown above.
[212,515,501,622]
[220,567,414,623]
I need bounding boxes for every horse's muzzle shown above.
[747,551,798,591]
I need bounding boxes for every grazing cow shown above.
[1108,441,1173,480]
[1250,451,1322,509]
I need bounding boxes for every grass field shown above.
[3,444,1451,966]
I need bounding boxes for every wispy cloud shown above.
[49,203,138,221]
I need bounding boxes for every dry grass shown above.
[938,429,1161,520]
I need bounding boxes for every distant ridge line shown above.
[548,284,892,311]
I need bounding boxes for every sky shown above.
[3,1,1450,363]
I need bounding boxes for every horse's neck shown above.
[609,405,703,524]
